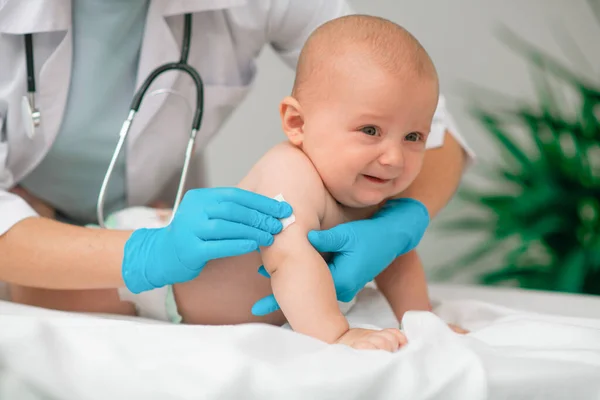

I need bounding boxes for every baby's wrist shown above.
[321,314,350,344]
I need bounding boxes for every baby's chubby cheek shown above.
[347,184,392,208]
[396,154,426,185]
[320,179,369,208]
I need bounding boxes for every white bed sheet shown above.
[0,284,599,400]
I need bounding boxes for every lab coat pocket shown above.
[194,83,251,149]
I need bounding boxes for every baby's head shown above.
[280,15,439,208]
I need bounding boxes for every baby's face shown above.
[299,63,439,208]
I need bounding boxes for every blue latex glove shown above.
[251,198,430,315]
[122,187,292,294]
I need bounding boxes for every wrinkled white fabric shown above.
[0,286,599,400]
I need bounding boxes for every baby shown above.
[11,15,443,351]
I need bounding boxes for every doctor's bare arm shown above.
[0,216,129,289]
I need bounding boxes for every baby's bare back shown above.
[173,252,282,325]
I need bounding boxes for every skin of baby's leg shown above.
[173,252,288,326]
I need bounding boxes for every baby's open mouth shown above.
[363,175,390,184]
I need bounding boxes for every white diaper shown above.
[94,206,177,322]
[118,285,179,322]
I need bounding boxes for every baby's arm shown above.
[255,149,348,343]
[375,250,432,320]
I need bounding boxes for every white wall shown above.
[203,0,599,281]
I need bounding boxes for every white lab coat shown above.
[0,0,472,236]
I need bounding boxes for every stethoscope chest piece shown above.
[21,94,41,140]
[22,32,41,140]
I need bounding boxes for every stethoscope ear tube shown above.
[96,13,204,227]
[25,34,36,93]
[128,62,204,131]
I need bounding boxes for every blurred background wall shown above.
[203,0,600,283]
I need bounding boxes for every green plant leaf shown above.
[504,242,532,266]
[588,243,600,272]
[479,194,515,212]
[582,265,600,294]
[554,250,588,293]
[435,19,600,295]
[480,266,550,286]
[529,58,559,117]
[473,110,534,169]
[521,215,565,242]
[579,90,600,140]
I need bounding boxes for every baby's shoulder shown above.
[261,141,310,163]
[244,142,322,187]
[238,142,329,214]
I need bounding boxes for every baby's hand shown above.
[336,328,407,352]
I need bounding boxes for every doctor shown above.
[0,1,471,312]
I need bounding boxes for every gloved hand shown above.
[251,198,429,315]
[122,187,292,293]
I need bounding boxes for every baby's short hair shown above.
[292,14,438,100]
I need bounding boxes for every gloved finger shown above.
[307,227,351,253]
[251,294,281,316]
[215,187,293,219]
[201,239,259,261]
[195,219,274,247]
[206,202,283,235]
[257,265,271,278]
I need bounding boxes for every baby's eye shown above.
[405,132,422,142]
[360,126,379,136]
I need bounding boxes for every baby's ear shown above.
[279,96,304,146]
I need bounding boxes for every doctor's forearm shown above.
[0,217,130,289]
[396,132,466,219]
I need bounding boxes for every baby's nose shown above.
[378,146,404,168]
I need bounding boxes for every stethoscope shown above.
[22,13,205,228]
[21,33,41,141]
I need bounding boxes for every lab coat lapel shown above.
[127,0,248,206]
[0,0,70,34]
[162,0,248,16]
[128,0,247,147]
[126,1,179,147]
[0,1,72,183]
